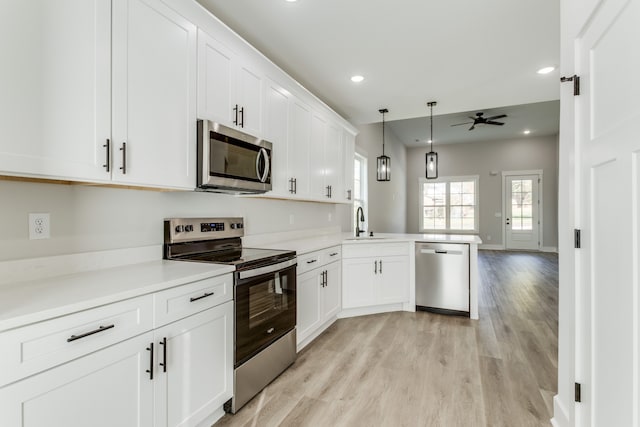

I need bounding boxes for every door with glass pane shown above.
[505,174,540,250]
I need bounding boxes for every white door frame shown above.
[501,169,543,250]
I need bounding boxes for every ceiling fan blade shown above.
[485,121,505,126]
[468,124,475,131]
[451,121,474,127]
[485,114,507,121]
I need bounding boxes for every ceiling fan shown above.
[451,112,507,131]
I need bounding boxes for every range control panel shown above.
[164,217,244,243]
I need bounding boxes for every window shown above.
[510,179,533,230]
[419,176,479,232]
[354,153,368,232]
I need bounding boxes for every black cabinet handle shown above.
[103,139,110,172]
[374,260,378,274]
[379,259,382,274]
[233,104,238,126]
[190,291,214,302]
[239,107,244,128]
[347,189,352,200]
[306,259,317,264]
[329,252,338,257]
[146,342,154,380]
[326,185,331,198]
[159,337,167,373]
[294,178,297,194]
[289,178,295,194]
[119,142,127,174]
[67,324,114,342]
[329,185,332,198]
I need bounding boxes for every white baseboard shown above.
[550,394,570,427]
[338,303,405,319]
[479,244,504,250]
[542,246,558,253]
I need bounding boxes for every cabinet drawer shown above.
[297,251,322,275]
[0,294,154,387]
[154,274,232,327]
[342,242,409,258]
[321,245,342,264]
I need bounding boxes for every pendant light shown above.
[426,101,438,179]
[376,108,391,181]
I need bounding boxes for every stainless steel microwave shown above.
[197,120,272,194]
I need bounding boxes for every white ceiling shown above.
[196,0,560,128]
[389,100,559,147]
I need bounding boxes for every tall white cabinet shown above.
[0,0,111,181]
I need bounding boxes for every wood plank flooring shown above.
[214,250,558,427]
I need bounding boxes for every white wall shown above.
[355,122,407,233]
[0,180,351,261]
[406,135,559,248]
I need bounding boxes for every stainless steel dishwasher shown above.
[415,242,470,316]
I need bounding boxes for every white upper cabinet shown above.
[197,29,263,136]
[112,0,197,189]
[309,113,327,199]
[343,131,356,202]
[325,121,344,201]
[263,77,292,196]
[288,98,312,198]
[0,0,111,182]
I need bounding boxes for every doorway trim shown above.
[501,169,543,250]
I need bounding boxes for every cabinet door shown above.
[288,98,311,197]
[0,0,111,182]
[324,122,344,201]
[309,113,327,199]
[343,131,356,202]
[322,261,341,319]
[297,269,322,344]
[236,58,263,137]
[154,301,233,427]
[197,29,236,127]
[0,332,154,427]
[377,255,409,304]
[112,0,197,189]
[264,78,291,196]
[342,258,376,308]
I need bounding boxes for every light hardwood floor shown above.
[214,250,558,427]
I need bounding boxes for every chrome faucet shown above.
[355,207,365,237]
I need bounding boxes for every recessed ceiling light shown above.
[537,66,555,74]
[428,139,433,143]
[285,0,298,2]
[524,129,531,135]
[350,75,364,83]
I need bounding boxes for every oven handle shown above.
[238,258,297,280]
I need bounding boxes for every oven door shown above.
[234,260,296,366]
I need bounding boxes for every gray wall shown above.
[0,180,351,261]
[355,122,407,233]
[406,134,559,248]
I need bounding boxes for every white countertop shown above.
[256,232,482,255]
[0,260,234,332]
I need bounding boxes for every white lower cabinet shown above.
[0,274,234,427]
[154,300,233,427]
[342,243,410,309]
[0,331,155,427]
[296,246,342,349]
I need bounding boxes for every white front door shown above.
[575,0,640,425]
[504,174,540,250]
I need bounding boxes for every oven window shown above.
[249,274,289,329]
[209,132,260,181]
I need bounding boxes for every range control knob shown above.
[230,223,236,229]
[237,223,243,229]
[185,225,194,232]
[175,225,184,233]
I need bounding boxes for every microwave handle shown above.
[256,148,270,183]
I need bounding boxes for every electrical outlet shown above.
[29,213,50,240]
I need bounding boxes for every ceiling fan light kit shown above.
[451,111,508,131]
[376,108,391,182]
[426,101,438,180]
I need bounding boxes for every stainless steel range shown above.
[163,217,297,414]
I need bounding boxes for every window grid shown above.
[353,154,367,232]
[511,179,533,230]
[420,176,478,232]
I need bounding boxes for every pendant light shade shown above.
[426,101,438,179]
[376,108,391,181]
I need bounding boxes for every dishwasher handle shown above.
[419,248,464,255]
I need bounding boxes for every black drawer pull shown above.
[306,259,317,264]
[159,337,167,373]
[67,324,115,342]
[190,292,214,302]
[146,342,154,380]
[329,252,338,256]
